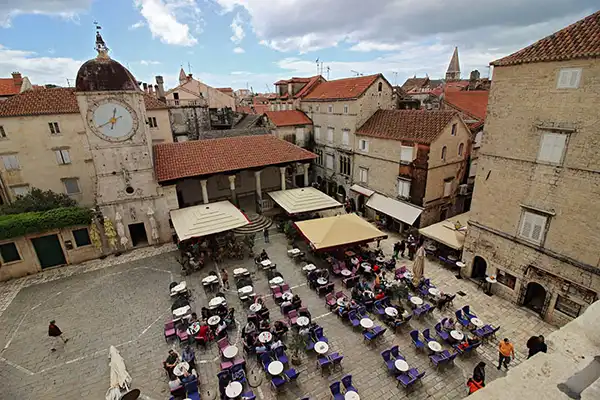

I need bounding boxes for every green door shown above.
[31,234,66,269]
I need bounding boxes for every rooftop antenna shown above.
[66,78,72,87]
[326,66,330,80]
[393,71,398,86]
[351,70,362,77]
[265,84,270,93]
[315,58,320,75]
[188,61,192,75]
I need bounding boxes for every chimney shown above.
[143,82,148,93]
[469,70,480,81]
[154,85,159,98]
[12,72,23,87]
[155,76,165,100]
[188,73,193,80]
[148,84,154,96]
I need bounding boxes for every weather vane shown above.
[93,21,109,58]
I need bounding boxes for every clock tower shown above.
[75,31,178,248]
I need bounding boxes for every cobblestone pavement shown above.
[0,231,556,400]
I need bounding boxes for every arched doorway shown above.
[328,181,337,196]
[524,282,547,314]
[337,185,346,202]
[471,256,487,279]
[357,195,366,215]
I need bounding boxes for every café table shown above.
[404,272,413,280]
[428,341,442,352]
[471,317,484,327]
[296,316,309,327]
[208,316,221,326]
[225,381,243,399]
[260,259,272,267]
[314,341,329,355]
[233,268,248,276]
[340,269,352,276]
[281,292,293,301]
[267,360,284,375]
[409,296,423,306]
[350,257,359,265]
[425,244,437,253]
[172,306,191,320]
[394,359,409,372]
[376,256,386,263]
[222,345,238,359]
[173,361,189,377]
[238,286,253,295]
[303,264,316,272]
[202,276,218,284]
[360,318,374,329]
[249,303,262,312]
[385,307,398,317]
[288,248,301,256]
[485,276,497,295]
[450,330,464,341]
[360,262,371,269]
[345,251,356,257]
[187,321,201,336]
[455,261,466,268]
[258,331,273,344]
[208,297,225,308]
[317,278,328,286]
[337,298,346,306]
[345,391,360,400]
[170,281,187,295]
[428,288,440,296]
[269,277,284,285]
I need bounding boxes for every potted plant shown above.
[288,331,305,365]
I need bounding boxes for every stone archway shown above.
[524,281,547,314]
[471,256,487,279]
[337,185,347,202]
[357,195,366,215]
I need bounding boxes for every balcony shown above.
[165,99,208,107]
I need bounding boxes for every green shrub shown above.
[0,188,77,215]
[0,207,93,240]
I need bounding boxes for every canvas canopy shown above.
[366,193,423,225]
[295,213,387,251]
[418,212,470,250]
[170,201,249,241]
[268,187,342,215]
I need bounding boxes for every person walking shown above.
[497,338,515,370]
[221,268,229,289]
[393,242,400,259]
[527,335,547,359]
[473,362,486,385]
[48,320,69,351]
[399,240,406,258]
[263,227,270,243]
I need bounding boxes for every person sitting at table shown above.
[280,297,293,313]
[215,304,228,318]
[273,320,288,338]
[307,270,319,289]
[168,376,185,398]
[223,308,236,327]
[351,286,362,302]
[291,294,302,309]
[374,289,386,301]
[259,319,270,331]
[259,249,269,261]
[200,307,211,321]
[189,312,199,324]
[270,338,285,351]
[164,349,180,379]
[215,320,228,340]
[443,317,457,331]
[182,345,196,371]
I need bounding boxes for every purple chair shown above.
[422,328,435,343]
[429,353,446,368]
[435,323,450,342]
[275,346,289,364]
[325,293,337,309]
[330,352,344,370]
[462,305,477,319]
[271,376,286,390]
[455,310,470,327]
[176,327,189,343]
[329,382,344,400]
[396,373,417,388]
[287,309,298,325]
[260,352,271,371]
[410,330,425,350]
[314,327,328,343]
[374,300,386,316]
[284,368,299,381]
[241,391,256,400]
[348,310,360,328]
[341,375,357,393]
[164,321,176,342]
[317,356,331,375]
[381,350,395,373]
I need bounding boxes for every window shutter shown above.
[521,217,532,238]
[315,126,320,139]
[568,70,580,87]
[551,133,566,163]
[400,146,413,162]
[55,150,63,164]
[538,133,555,162]
[558,70,570,88]
[531,214,546,241]
[443,181,452,197]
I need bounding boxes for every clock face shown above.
[90,101,137,141]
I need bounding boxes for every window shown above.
[358,139,369,152]
[315,149,323,165]
[314,126,321,140]
[2,155,19,170]
[359,167,368,183]
[342,129,350,146]
[325,154,334,170]
[327,127,334,143]
[12,185,30,197]
[343,104,349,114]
[443,179,452,197]
[458,143,464,156]
[148,116,158,128]
[397,179,411,199]
[441,146,447,161]
[55,149,71,165]
[451,123,457,136]
[295,127,305,142]
[48,122,60,135]
[557,68,582,89]
[469,160,478,177]
[63,178,81,195]
[73,228,92,247]
[0,126,6,138]
[308,106,313,112]
[496,270,516,289]
[537,132,567,164]
[0,242,20,263]
[518,210,548,245]
[339,155,351,176]
[400,145,413,163]
[283,134,296,144]
[316,105,320,112]
[555,295,582,318]
[378,82,383,92]
[328,104,333,113]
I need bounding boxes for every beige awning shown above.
[418,212,470,250]
[268,187,342,215]
[366,193,423,225]
[170,201,249,240]
[295,213,387,251]
[350,184,375,197]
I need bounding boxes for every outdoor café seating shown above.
[396,368,425,389]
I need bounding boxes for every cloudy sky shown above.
[0,0,597,92]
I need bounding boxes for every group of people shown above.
[392,234,420,260]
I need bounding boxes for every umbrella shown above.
[105,345,132,400]
[115,212,129,247]
[103,217,118,251]
[147,207,159,241]
[412,245,425,286]
[90,222,103,251]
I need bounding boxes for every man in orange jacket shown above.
[498,337,515,370]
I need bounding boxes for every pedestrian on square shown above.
[221,268,229,289]
[527,335,547,359]
[473,362,486,385]
[393,242,400,259]
[48,320,68,351]
[399,240,406,257]
[182,345,196,371]
[497,338,515,370]
[263,227,270,243]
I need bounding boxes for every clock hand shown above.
[110,116,123,130]
[112,108,117,119]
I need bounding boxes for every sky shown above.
[0,0,597,93]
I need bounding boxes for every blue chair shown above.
[330,352,344,370]
[374,300,386,316]
[435,323,450,342]
[413,307,424,318]
[422,328,435,343]
[473,327,487,338]
[317,356,331,375]
[342,375,357,393]
[381,350,395,373]
[409,368,426,381]
[357,307,368,318]
[462,305,476,319]
[260,352,271,371]
[271,376,286,390]
[231,364,247,385]
[284,368,299,381]
[274,346,289,364]
[429,353,446,368]
[455,310,470,327]
[314,327,328,343]
[410,330,425,350]
[396,373,417,388]
[329,382,344,400]
[348,311,360,328]
[363,330,376,343]
[390,345,401,360]
[241,391,256,400]
[305,338,315,351]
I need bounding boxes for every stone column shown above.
[228,175,237,206]
[303,163,310,187]
[255,170,263,214]
[200,179,209,204]
[279,167,287,191]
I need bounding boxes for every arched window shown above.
[458,143,464,156]
[441,146,447,161]
[378,82,383,92]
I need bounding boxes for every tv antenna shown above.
[393,71,398,86]
[351,70,362,77]
[326,66,330,80]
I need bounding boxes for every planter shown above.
[291,354,302,365]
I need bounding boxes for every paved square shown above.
[0,232,556,400]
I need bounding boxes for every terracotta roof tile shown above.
[356,109,458,144]
[492,10,600,66]
[154,134,316,182]
[0,87,168,117]
[401,77,429,90]
[0,78,21,96]
[443,90,489,121]
[264,110,312,127]
[304,74,381,101]
[293,75,323,99]
[216,87,234,95]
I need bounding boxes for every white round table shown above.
[282,292,293,301]
[341,269,352,276]
[486,276,497,283]
[450,330,464,341]
[428,341,442,352]
[314,341,329,354]
[260,259,272,266]
[345,391,360,400]
[187,321,201,335]
[269,277,284,285]
[238,286,253,294]
[288,248,301,255]
[404,272,413,279]
[258,331,273,344]
[394,359,409,372]
[249,303,262,312]
[173,361,189,377]
[202,276,218,284]
[225,381,243,398]
[208,297,225,308]
[173,306,191,318]
[222,345,238,359]
[456,261,466,268]
[361,262,371,269]
[208,315,221,326]
[296,316,309,326]
[317,278,328,286]
[360,318,374,329]
[171,281,187,293]
[303,264,316,272]
[233,268,248,275]
[410,296,423,305]
[385,307,398,317]
[267,360,284,375]
[447,255,458,262]
[471,317,484,327]
[428,288,440,296]
[376,257,385,263]
[337,298,346,306]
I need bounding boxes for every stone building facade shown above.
[463,11,600,325]
[164,68,236,110]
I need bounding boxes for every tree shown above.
[0,188,77,215]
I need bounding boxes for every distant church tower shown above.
[445,47,461,81]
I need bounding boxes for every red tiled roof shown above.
[217,87,234,95]
[294,75,323,99]
[274,77,312,85]
[264,110,312,127]
[401,77,429,90]
[356,109,458,144]
[303,74,381,101]
[153,135,316,182]
[0,87,168,117]
[443,90,489,121]
[0,77,23,96]
[492,11,600,66]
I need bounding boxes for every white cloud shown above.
[0,0,91,27]
[139,60,161,65]
[129,20,146,30]
[230,13,244,44]
[349,42,403,52]
[233,47,245,54]
[134,0,202,46]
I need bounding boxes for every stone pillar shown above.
[255,170,263,214]
[200,179,209,204]
[228,175,237,205]
[279,167,287,191]
[303,163,310,187]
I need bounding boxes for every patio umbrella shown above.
[115,212,129,247]
[103,216,118,251]
[147,207,159,242]
[90,222,103,251]
[412,245,426,286]
[105,345,132,400]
